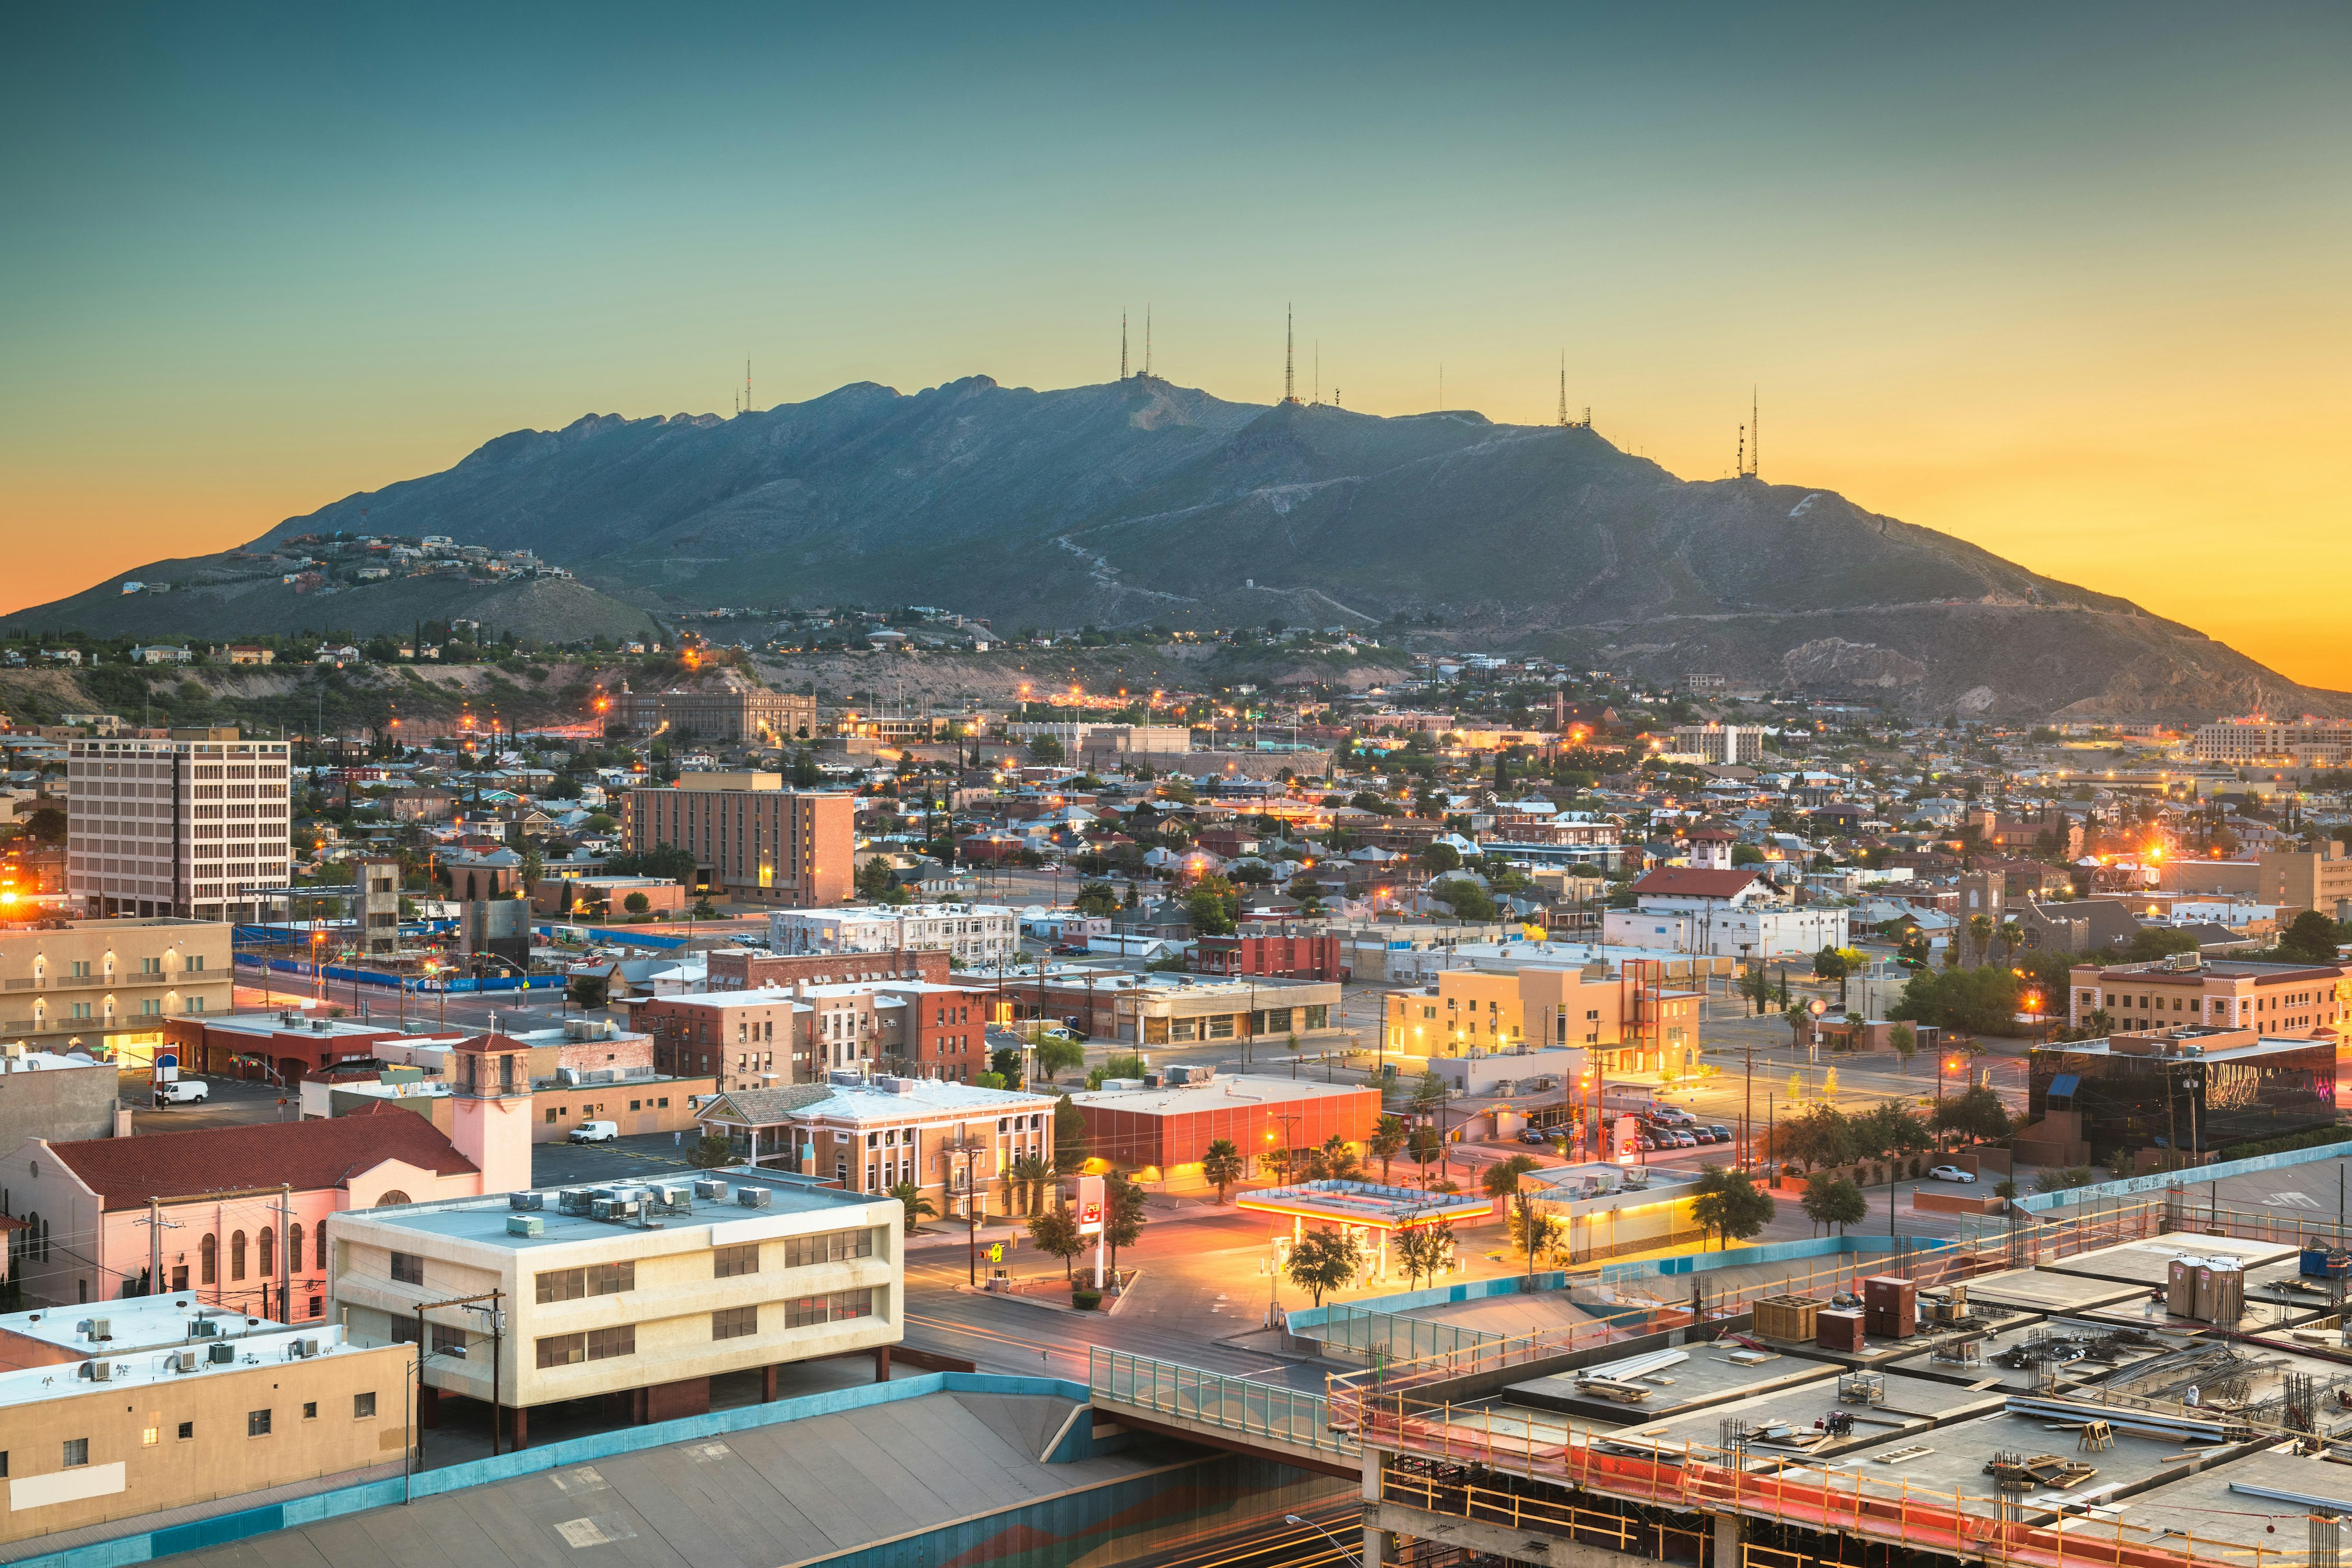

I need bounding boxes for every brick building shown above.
[612,682,817,744]
[624,775,853,907]
[1068,1074,1378,1184]
[1191,930,1346,981]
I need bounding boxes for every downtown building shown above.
[622,773,853,907]
[611,681,817,744]
[66,729,290,921]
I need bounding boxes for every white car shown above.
[153,1079,209,1105]
[1927,1164,1977,1183]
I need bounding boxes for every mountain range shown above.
[15,374,2339,721]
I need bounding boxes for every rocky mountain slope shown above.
[17,374,2336,720]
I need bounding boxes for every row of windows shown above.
[535,1261,635,1302]
[536,1325,636,1367]
[785,1289,877,1329]
[3,1394,380,1476]
[779,1227,876,1268]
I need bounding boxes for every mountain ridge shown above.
[13,374,2338,722]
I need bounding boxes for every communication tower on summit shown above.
[1282,304,1299,404]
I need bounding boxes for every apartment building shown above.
[330,1169,898,1441]
[66,730,290,921]
[624,775,853,907]
[767,902,1017,963]
[639,987,837,1090]
[1384,965,1703,1074]
[2066,953,2350,1035]
[1667,723,1765,765]
[695,1076,1055,1218]
[612,682,817,744]
[2192,715,2352,765]
[1603,866,1847,957]
[0,918,232,1064]
[0,1297,408,1547]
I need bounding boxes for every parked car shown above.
[1668,1132,1698,1149]
[153,1078,209,1105]
[1708,1124,1732,1142]
[1638,1135,1657,1151]
[1517,1127,1558,1145]
[568,1120,619,1144]
[1050,943,1089,956]
[1927,1164,1978,1184]
[1689,1129,1715,1145]
[1650,1107,1695,1126]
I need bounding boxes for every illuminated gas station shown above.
[1237,1178,1494,1281]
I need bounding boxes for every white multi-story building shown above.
[767,903,1017,963]
[67,729,291,921]
[1668,724,1766,765]
[1600,866,1848,959]
[2192,717,2352,766]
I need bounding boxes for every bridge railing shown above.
[1089,1346,1357,1458]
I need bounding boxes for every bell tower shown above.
[451,1031,533,1196]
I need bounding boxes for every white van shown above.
[154,1079,209,1105]
[567,1120,619,1144]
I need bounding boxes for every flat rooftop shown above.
[1961,1267,2152,1316]
[1594,1366,2007,1464]
[2039,1235,2301,1286]
[1503,1341,1836,1425]
[0,1324,360,1411]
[1883,1316,2199,1394]
[344,1171,876,1253]
[145,1389,1189,1568]
[1072,1074,1374,1114]
[1237,1179,1493,1231]
[0,1295,282,1357]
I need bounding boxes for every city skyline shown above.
[3,3,2345,684]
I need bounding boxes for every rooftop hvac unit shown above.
[693,1179,731,1202]
[287,1338,313,1359]
[648,1182,688,1207]
[590,1199,618,1219]
[556,1189,592,1215]
[190,1318,221,1338]
[88,1317,111,1341]
[172,1350,198,1373]
[828,1069,863,1086]
[556,1068,581,1085]
[736,1187,771,1209]
[507,1214,545,1237]
[508,1191,545,1211]
[208,1341,236,1364]
[89,1360,113,1382]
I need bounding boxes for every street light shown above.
[1283,1515,1363,1568]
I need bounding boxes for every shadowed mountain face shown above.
[58,374,2338,720]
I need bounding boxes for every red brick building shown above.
[1068,1074,1379,1183]
[1191,930,1345,981]
[705,947,948,989]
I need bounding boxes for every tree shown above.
[1073,880,1120,916]
[567,971,609,1009]
[1368,1115,1408,1184]
[1027,1207,1088,1280]
[1431,878,1499,921]
[888,1180,937,1234]
[1286,1031,1303,1078]
[1186,873,1239,937]
[1419,841,1462,873]
[1852,1101,1930,1161]
[1104,1173,1147,1276]
[1933,1084,2011,1145]
[1800,1173,1868,1236]
[2280,909,2345,964]
[855,855,899,902]
[22,806,66,844]
[1888,1021,1917,1074]
[1482,1153,1540,1197]
[686,1135,736,1169]
[1509,1191,1564,1278]
[1890,965,2023,1035]
[1394,1221,1453,1288]
[1008,1153,1052,1215]
[1688,1165,1774,1250]
[1779,1104,1853,1172]
[622,890,650,915]
[1027,735,1066,764]
[1052,1093,1088,1173]
[1284,1227,1360,1307]
[1321,1133,1360,1182]
[990,1046,1024,1088]
[1966,914,1994,965]
[1202,1139,1243,1203]
[1032,1036,1085,1083]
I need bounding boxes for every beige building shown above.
[66,731,291,921]
[0,1295,407,1545]
[0,917,233,1065]
[2067,953,2350,1035]
[624,775,853,907]
[612,682,816,744]
[330,1169,899,1441]
[1385,965,1704,1075]
[2158,843,2352,920]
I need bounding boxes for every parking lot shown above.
[119,1072,297,1136]
[530,1130,706,1188]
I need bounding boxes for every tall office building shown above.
[67,729,292,920]
[623,773,853,907]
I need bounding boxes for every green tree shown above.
[1368,1115,1408,1184]
[1321,1133,1360,1181]
[622,890,651,915]
[22,806,66,844]
[1201,1139,1244,1203]
[1027,1207,1088,1280]
[1072,880,1120,916]
[1185,873,1240,936]
[1419,841,1462,873]
[888,1180,937,1234]
[1481,1153,1540,1197]
[1888,1021,1917,1074]
[1431,878,1499,921]
[1052,1093,1089,1173]
[2034,1166,2096,1194]
[990,1046,1024,1088]
[686,1134,736,1169]
[1508,1191,1564,1278]
[1008,1153,1053,1215]
[1032,1036,1085,1083]
[2279,908,2345,964]
[567,971,609,1009]
[1889,965,2022,1035]
[1933,1084,2011,1146]
[1394,1221,1453,1288]
[855,855,899,902]
[1687,1165,1774,1250]
[1780,1104,1853,1172]
[1800,1173,1868,1236]
[1284,1228,1360,1308]
[1104,1174,1147,1276]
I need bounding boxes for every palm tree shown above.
[1200,1139,1243,1204]
[1321,1134,1359,1182]
[887,1181,936,1235]
[1367,1115,1407,1184]
[1008,1153,1052,1215]
[1999,919,2024,967]
[1966,914,1994,968]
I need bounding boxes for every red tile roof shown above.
[43,1102,477,1210]
[1628,867,1768,899]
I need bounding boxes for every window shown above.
[784,1289,876,1328]
[247,1409,271,1438]
[354,1392,377,1419]
[302,1401,318,1420]
[258,1227,274,1278]
[390,1251,423,1286]
[535,1325,635,1367]
[230,1230,247,1281]
[589,1261,633,1295]
[431,1324,467,1359]
[536,1268,585,1303]
[712,1305,759,1340]
[142,1421,159,1446]
[714,1243,760,1278]
[177,1422,193,1440]
[200,1233,216,1284]
[62,1438,88,1468]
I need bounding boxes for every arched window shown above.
[40,1218,48,1261]
[287,1223,304,1276]
[24,1212,39,1262]
[314,1221,326,1271]
[374,1191,410,1207]
[257,1227,274,1278]
[230,1229,247,1281]
[200,1233,217,1284]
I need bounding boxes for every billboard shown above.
[1074,1174,1104,1236]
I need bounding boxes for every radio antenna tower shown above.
[745,358,752,413]
[1283,304,1297,403]
[1736,424,1746,479]
[1558,352,1568,426]
[1312,342,1321,407]
[1120,314,1128,381]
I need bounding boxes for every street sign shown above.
[986,1243,1005,1264]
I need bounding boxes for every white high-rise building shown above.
[67,729,292,920]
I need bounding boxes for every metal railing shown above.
[1089,1346,1357,1457]
[1316,1303,1506,1367]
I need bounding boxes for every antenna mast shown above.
[1736,424,1746,479]
[1558,352,1567,426]
[1283,304,1295,403]
[745,359,752,414]
[1120,313,1128,381]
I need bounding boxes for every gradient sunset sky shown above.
[4,5,2346,683]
